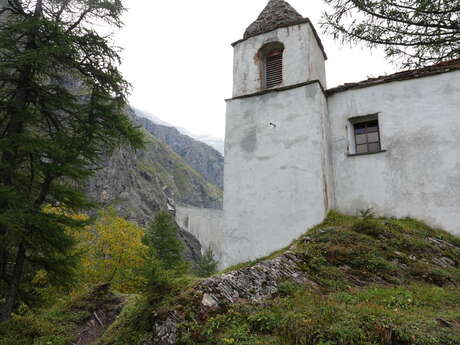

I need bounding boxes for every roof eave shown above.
[327,63,460,96]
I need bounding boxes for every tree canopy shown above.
[75,208,148,293]
[0,0,143,322]
[322,0,460,67]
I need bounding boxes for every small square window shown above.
[353,118,381,154]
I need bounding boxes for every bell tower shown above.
[222,0,333,268]
[231,0,327,97]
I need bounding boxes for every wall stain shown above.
[240,128,258,153]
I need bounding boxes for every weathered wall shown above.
[232,22,326,97]
[223,82,331,268]
[176,206,224,262]
[328,70,460,235]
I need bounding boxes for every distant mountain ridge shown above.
[132,109,224,189]
[133,108,225,155]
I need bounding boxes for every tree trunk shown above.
[0,243,26,323]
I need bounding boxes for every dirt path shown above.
[72,284,126,345]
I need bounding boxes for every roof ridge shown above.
[327,59,460,95]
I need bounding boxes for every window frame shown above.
[347,114,386,157]
[264,48,284,89]
[258,42,285,90]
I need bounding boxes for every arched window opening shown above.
[259,42,285,89]
[265,49,283,88]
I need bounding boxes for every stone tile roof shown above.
[234,0,327,59]
[327,59,460,95]
[244,0,304,39]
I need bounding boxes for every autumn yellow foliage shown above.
[74,208,148,293]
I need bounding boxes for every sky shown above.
[114,0,398,139]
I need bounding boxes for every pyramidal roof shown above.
[244,0,304,39]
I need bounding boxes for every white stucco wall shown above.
[175,206,224,262]
[223,82,331,268]
[328,70,460,235]
[232,22,326,98]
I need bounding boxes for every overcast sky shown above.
[114,0,397,139]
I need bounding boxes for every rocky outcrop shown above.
[179,228,203,264]
[134,115,224,189]
[197,251,317,307]
[152,249,318,345]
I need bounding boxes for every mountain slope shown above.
[87,107,222,227]
[134,114,224,189]
[101,212,460,345]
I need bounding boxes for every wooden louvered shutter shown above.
[265,49,283,88]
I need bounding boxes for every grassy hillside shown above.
[1,212,459,345]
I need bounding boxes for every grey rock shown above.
[428,237,460,252]
[201,293,218,308]
[199,251,316,307]
[152,250,317,345]
[179,228,203,264]
[154,312,180,345]
[432,257,456,269]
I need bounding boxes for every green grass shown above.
[178,283,459,345]
[292,212,460,290]
[166,212,460,345]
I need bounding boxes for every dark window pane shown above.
[368,132,379,143]
[368,142,381,153]
[352,118,381,154]
[357,144,368,154]
[355,134,367,145]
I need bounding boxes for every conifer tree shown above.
[0,0,143,322]
[195,247,218,278]
[144,211,187,271]
[322,0,460,67]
